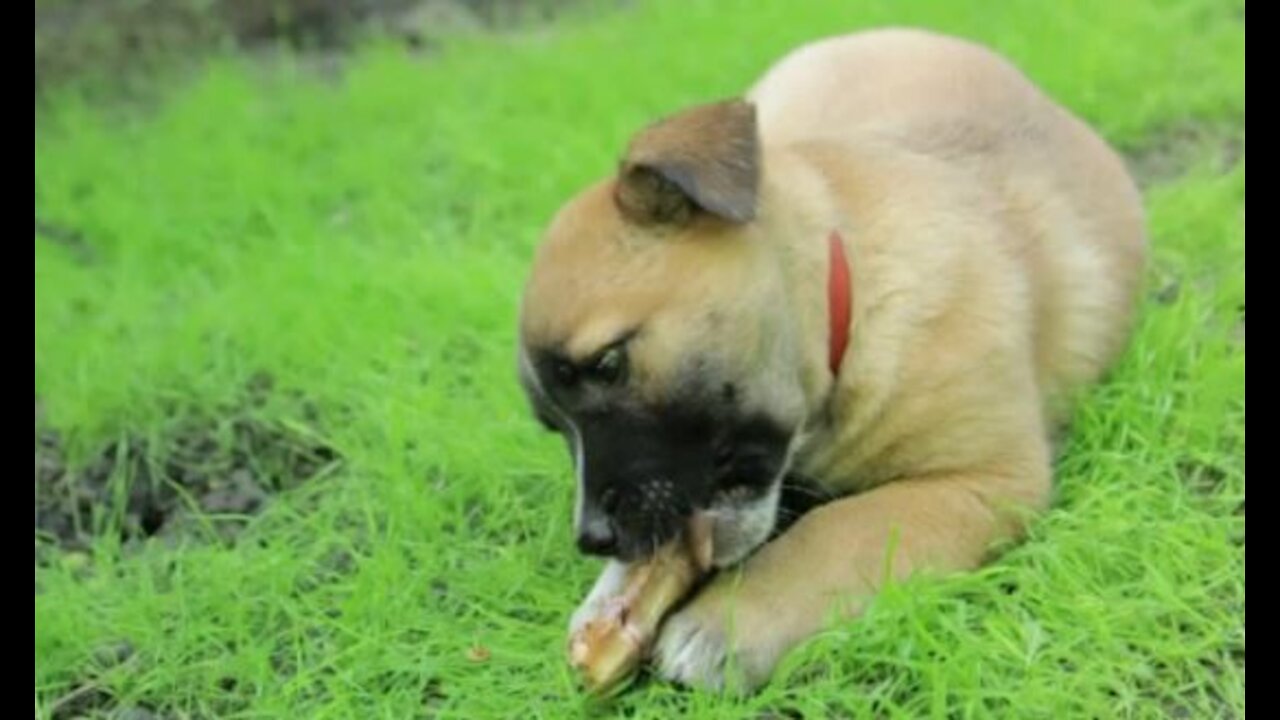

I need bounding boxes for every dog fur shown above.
[517,28,1147,691]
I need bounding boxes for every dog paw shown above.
[653,603,732,690]
[652,585,779,693]
[653,602,733,690]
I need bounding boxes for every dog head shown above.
[518,100,811,567]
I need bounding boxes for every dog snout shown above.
[575,515,618,556]
[575,487,621,557]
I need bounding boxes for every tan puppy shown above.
[517,28,1146,691]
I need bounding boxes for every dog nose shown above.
[576,516,618,557]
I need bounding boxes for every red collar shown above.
[827,230,852,376]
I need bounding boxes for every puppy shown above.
[517,28,1146,691]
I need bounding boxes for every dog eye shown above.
[552,359,578,387]
[591,346,626,384]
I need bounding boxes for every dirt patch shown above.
[35,0,605,96]
[1121,118,1244,188]
[46,683,117,720]
[42,641,191,720]
[44,638,140,720]
[1152,279,1181,306]
[35,217,98,265]
[35,382,341,560]
[1175,457,1230,495]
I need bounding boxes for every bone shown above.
[567,513,715,695]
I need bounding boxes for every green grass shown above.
[35,0,1244,717]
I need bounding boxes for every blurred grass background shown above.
[35,1,1243,717]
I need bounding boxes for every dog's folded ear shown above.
[614,99,760,226]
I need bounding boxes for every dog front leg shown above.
[654,466,1049,692]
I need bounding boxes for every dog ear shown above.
[614,99,760,226]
